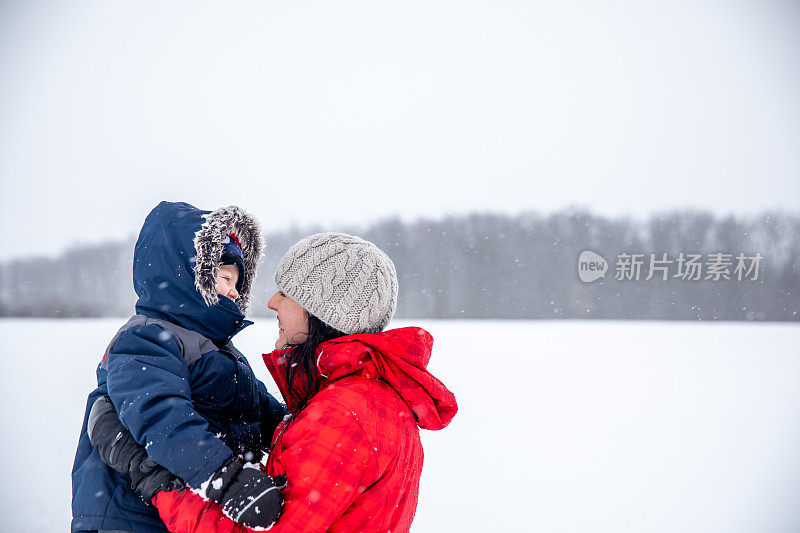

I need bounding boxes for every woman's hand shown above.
[88,396,184,501]
[204,456,285,529]
[89,396,285,528]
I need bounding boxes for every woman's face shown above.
[267,291,309,349]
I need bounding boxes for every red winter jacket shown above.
[153,327,458,533]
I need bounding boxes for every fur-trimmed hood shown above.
[132,201,264,344]
[193,205,263,313]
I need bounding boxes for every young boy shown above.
[71,201,287,533]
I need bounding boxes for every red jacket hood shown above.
[263,327,457,430]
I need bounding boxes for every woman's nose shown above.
[267,292,279,311]
[228,287,239,300]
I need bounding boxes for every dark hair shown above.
[284,313,346,416]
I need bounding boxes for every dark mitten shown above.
[88,396,184,501]
[130,456,185,502]
[259,413,284,451]
[231,421,264,464]
[88,395,144,474]
[204,456,284,529]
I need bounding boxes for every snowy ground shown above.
[1,318,799,532]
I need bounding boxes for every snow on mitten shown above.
[202,456,284,529]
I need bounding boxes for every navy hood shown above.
[133,201,264,343]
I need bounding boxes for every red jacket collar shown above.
[263,327,457,430]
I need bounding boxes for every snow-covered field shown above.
[1,318,799,532]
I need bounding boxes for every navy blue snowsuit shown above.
[71,201,287,533]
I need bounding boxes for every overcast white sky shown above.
[1,1,798,261]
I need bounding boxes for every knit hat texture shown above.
[274,232,398,335]
[220,233,246,291]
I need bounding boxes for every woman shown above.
[92,232,458,532]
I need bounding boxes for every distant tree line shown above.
[1,209,798,321]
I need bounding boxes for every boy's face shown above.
[217,264,240,302]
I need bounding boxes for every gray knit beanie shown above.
[274,232,398,335]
